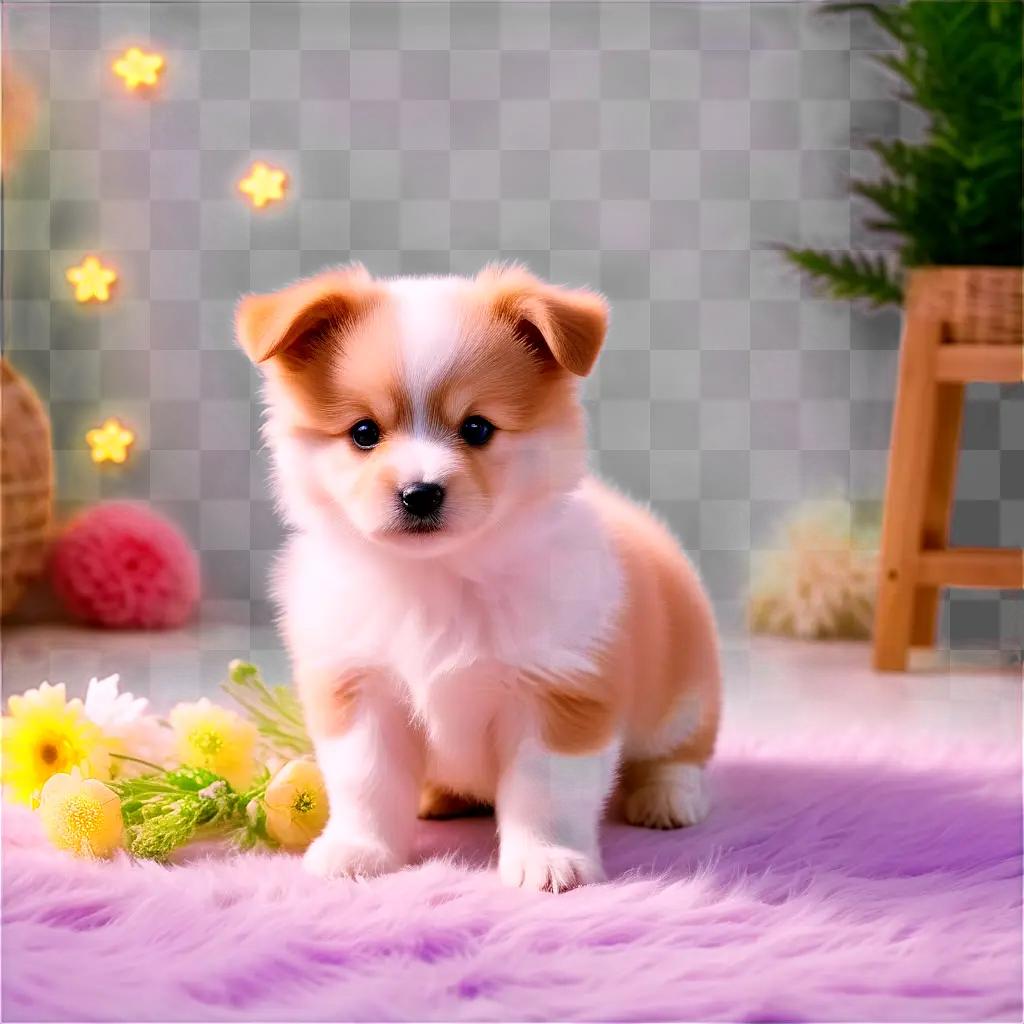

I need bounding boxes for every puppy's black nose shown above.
[400,482,445,519]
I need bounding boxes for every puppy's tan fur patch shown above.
[418,784,492,820]
[522,481,721,774]
[535,681,620,756]
[295,669,364,740]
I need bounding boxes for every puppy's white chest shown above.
[409,663,511,798]
[280,490,624,687]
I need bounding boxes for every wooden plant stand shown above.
[873,267,1023,671]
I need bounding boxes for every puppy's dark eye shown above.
[350,419,381,450]
[459,415,495,447]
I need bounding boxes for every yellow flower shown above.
[38,771,123,858]
[169,698,257,789]
[264,759,328,850]
[2,682,111,805]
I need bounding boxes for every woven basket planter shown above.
[1,357,54,616]
[906,267,1023,346]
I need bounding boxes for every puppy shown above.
[236,264,721,891]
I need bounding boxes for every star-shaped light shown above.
[112,47,164,91]
[66,256,117,303]
[238,162,288,209]
[86,418,136,465]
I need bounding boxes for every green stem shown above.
[110,752,167,773]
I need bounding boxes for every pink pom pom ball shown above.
[50,502,200,629]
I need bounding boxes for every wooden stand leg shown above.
[872,317,944,671]
[910,381,965,646]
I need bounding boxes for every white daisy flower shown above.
[83,674,174,777]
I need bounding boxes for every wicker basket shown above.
[906,267,1023,346]
[1,357,54,616]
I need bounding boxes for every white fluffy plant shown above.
[748,499,880,640]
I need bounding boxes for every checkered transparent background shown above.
[3,1,1021,688]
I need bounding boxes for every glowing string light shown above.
[86,418,135,465]
[112,47,165,91]
[66,256,117,303]
[238,162,288,209]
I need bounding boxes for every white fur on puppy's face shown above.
[252,270,602,556]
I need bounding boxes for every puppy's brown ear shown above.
[235,264,382,366]
[476,264,609,377]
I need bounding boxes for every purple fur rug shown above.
[3,727,1021,1023]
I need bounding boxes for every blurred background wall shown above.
[4,1,1020,677]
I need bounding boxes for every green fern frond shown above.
[782,249,904,308]
[785,0,1022,307]
[824,2,908,42]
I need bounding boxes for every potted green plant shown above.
[784,0,1022,317]
[782,0,1022,672]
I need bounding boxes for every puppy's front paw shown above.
[623,763,709,829]
[499,841,604,893]
[303,830,399,880]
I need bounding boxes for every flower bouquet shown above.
[1,661,326,860]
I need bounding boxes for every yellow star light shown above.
[112,47,164,91]
[66,257,117,303]
[86,418,135,465]
[238,162,288,209]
